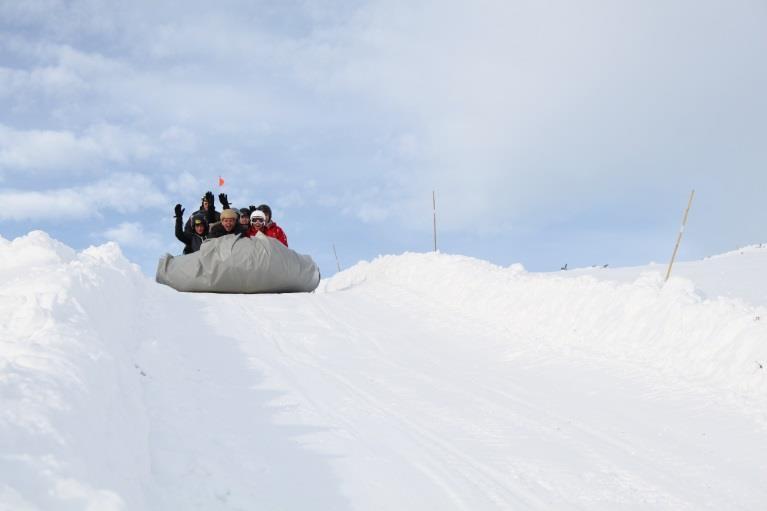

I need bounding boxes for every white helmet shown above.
[250,210,266,223]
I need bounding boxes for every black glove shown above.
[219,193,229,209]
[174,204,184,218]
[204,191,214,207]
[249,205,256,213]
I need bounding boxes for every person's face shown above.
[222,217,236,231]
[202,199,210,209]
[239,216,250,226]
[252,217,266,229]
[194,223,206,235]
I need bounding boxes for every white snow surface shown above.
[2,231,766,510]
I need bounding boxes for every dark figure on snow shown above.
[208,209,247,238]
[175,205,208,254]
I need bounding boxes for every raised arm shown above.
[204,191,217,223]
[174,204,189,243]
[218,192,230,210]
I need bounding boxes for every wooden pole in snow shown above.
[332,243,341,273]
[665,189,695,282]
[432,190,437,252]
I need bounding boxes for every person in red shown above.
[247,206,288,246]
[256,204,288,246]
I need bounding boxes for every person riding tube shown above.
[184,191,220,233]
[255,204,288,246]
[175,205,209,254]
[208,208,246,238]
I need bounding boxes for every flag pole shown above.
[665,189,695,282]
[333,243,341,273]
[432,190,437,252]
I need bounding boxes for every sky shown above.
[1,0,765,276]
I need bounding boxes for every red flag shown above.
[218,176,225,187]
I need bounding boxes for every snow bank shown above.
[1,232,347,511]
[705,243,767,259]
[322,252,767,398]
[0,232,150,510]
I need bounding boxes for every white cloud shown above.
[356,203,389,223]
[275,190,305,209]
[0,63,88,99]
[160,126,197,153]
[163,171,203,197]
[102,222,161,249]
[0,124,156,174]
[330,187,399,224]
[0,173,167,221]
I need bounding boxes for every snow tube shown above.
[155,232,320,293]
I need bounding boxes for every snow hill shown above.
[2,231,766,510]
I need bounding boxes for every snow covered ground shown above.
[2,231,766,510]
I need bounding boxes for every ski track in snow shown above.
[194,278,766,510]
[2,232,767,510]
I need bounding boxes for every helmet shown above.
[250,210,266,223]
[256,204,272,220]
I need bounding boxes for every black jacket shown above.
[208,222,246,239]
[176,215,208,254]
[184,202,220,234]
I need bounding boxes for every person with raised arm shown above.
[174,204,209,254]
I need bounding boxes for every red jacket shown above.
[246,221,288,246]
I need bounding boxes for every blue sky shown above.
[1,0,765,276]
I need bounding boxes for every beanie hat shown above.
[239,207,251,217]
[191,213,208,226]
[220,208,238,220]
[250,210,266,222]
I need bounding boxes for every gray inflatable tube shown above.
[156,233,320,293]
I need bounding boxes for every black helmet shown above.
[256,204,272,220]
[238,207,251,218]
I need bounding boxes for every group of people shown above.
[174,191,288,255]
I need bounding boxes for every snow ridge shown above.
[323,252,767,398]
[0,232,151,510]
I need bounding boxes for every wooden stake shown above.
[432,190,437,252]
[332,243,341,273]
[665,189,695,282]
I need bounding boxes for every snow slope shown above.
[1,231,766,510]
[558,243,767,307]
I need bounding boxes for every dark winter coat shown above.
[176,215,208,254]
[208,221,246,239]
[184,201,220,233]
